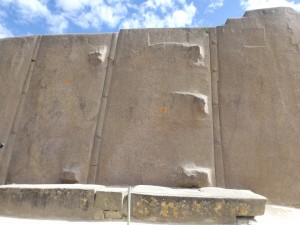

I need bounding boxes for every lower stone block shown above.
[94,188,126,210]
[0,184,96,220]
[130,186,266,224]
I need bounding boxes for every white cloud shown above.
[165,3,197,27]
[206,0,224,13]
[0,0,200,34]
[17,0,49,19]
[54,0,129,29]
[0,9,13,38]
[0,23,13,38]
[143,0,173,13]
[47,14,69,33]
[0,0,69,33]
[121,0,197,29]
[55,0,95,12]
[240,0,300,11]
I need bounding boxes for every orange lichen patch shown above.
[214,202,223,216]
[65,79,73,85]
[230,206,239,215]
[238,204,249,216]
[158,106,167,113]
[193,201,201,213]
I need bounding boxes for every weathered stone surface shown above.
[0,36,38,184]
[0,7,299,207]
[0,184,96,220]
[92,208,104,220]
[218,7,300,204]
[96,28,215,187]
[94,188,126,211]
[131,186,266,224]
[5,34,112,184]
[104,210,123,219]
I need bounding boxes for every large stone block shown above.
[130,185,266,224]
[218,7,300,204]
[96,28,215,187]
[0,184,96,220]
[0,36,38,184]
[5,34,112,184]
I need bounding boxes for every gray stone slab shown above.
[0,184,96,220]
[0,36,38,184]
[5,34,112,184]
[96,28,215,187]
[218,7,300,204]
[130,185,266,224]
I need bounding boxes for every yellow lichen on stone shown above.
[230,206,238,215]
[168,202,175,208]
[238,203,249,216]
[171,203,179,218]
[180,203,189,218]
[144,207,149,215]
[193,201,201,213]
[150,197,158,206]
[141,197,149,204]
[160,201,169,217]
[80,197,88,209]
[214,202,223,216]
[138,206,150,216]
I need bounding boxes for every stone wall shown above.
[0,7,299,205]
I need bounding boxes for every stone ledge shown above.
[0,184,127,220]
[0,184,96,220]
[0,184,266,224]
[130,186,267,224]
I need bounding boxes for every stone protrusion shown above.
[88,46,107,65]
[172,92,209,115]
[61,168,80,184]
[177,165,211,188]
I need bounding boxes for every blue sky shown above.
[1,0,300,38]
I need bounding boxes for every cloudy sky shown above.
[1,0,300,38]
